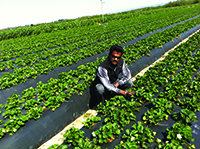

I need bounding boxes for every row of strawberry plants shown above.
[0,14,180,68]
[142,64,199,148]
[122,17,200,64]
[1,24,199,92]
[0,11,198,65]
[1,4,197,41]
[0,23,199,143]
[97,73,198,148]
[1,7,199,62]
[49,70,199,148]
[51,30,200,149]
[1,5,199,59]
[0,57,103,139]
[126,35,200,148]
[0,12,188,67]
[55,28,200,148]
[1,15,199,90]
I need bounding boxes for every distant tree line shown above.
[104,0,200,16]
[163,0,200,7]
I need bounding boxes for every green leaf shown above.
[167,135,171,139]
[116,129,121,135]
[78,138,84,148]
[99,138,103,144]
[126,129,130,135]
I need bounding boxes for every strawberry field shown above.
[0,4,200,149]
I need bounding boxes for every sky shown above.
[0,0,176,30]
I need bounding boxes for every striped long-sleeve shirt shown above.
[97,60,131,93]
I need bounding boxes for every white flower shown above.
[92,132,96,137]
[165,140,169,144]
[2,129,5,133]
[158,145,162,148]
[114,103,117,106]
[177,134,182,139]
[13,128,17,132]
[10,120,13,122]
[131,137,135,141]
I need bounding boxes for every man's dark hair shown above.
[109,44,124,56]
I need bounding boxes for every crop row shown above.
[1,4,199,41]
[1,8,199,62]
[0,15,199,90]
[47,29,200,149]
[1,6,199,52]
[1,7,162,41]
[0,12,196,67]
[0,24,199,144]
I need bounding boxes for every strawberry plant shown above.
[178,97,200,112]
[26,107,44,120]
[0,119,3,125]
[2,94,22,119]
[44,95,65,110]
[152,98,175,114]
[3,108,22,119]
[97,96,136,127]
[155,141,184,149]
[92,122,121,144]
[15,57,24,66]
[48,144,68,149]
[0,128,6,139]
[114,141,141,149]
[21,87,37,103]
[63,127,85,146]
[4,115,29,135]
[143,98,175,125]
[172,109,198,124]
[0,62,6,71]
[22,99,41,110]
[120,121,155,148]
[166,122,194,146]
[143,108,168,126]
[6,60,15,69]
[82,116,101,129]
[75,138,101,149]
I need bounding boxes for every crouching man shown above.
[93,44,134,103]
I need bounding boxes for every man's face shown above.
[110,51,122,65]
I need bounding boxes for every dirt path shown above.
[38,29,200,149]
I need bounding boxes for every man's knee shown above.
[95,83,105,94]
[125,79,133,89]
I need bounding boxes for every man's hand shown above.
[125,91,135,96]
[114,82,119,88]
[120,90,134,96]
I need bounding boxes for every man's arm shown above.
[117,60,131,86]
[97,66,121,93]
[97,65,134,96]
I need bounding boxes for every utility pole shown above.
[100,0,105,23]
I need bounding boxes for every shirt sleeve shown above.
[117,60,131,86]
[97,66,121,93]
